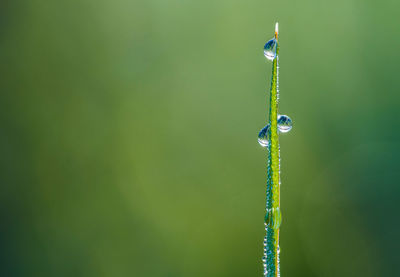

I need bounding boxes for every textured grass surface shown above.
[264,25,280,277]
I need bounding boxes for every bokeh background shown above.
[1,0,400,276]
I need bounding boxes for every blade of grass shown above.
[264,22,281,277]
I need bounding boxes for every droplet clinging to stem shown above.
[258,124,270,147]
[264,23,279,61]
[264,39,277,61]
[277,115,293,133]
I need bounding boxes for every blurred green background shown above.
[1,0,400,276]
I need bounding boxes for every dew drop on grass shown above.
[258,124,270,147]
[264,207,282,230]
[277,115,292,133]
[264,39,277,61]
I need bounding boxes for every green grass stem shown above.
[264,23,281,277]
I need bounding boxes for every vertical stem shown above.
[264,24,280,277]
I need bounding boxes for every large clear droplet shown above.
[264,207,282,230]
[264,38,277,61]
[277,115,292,133]
[258,124,270,147]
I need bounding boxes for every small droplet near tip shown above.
[264,39,277,61]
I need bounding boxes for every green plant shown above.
[258,23,292,277]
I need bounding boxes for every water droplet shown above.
[264,207,282,230]
[277,115,292,133]
[258,124,270,147]
[264,39,277,61]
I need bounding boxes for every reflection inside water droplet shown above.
[277,115,292,133]
[264,39,277,61]
[258,124,270,147]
